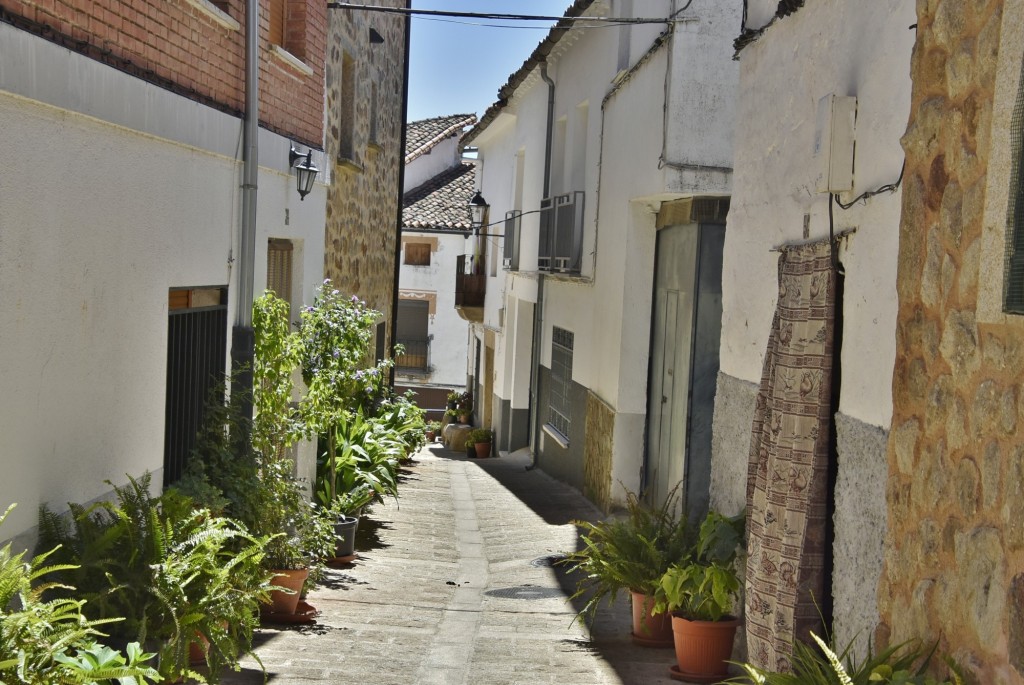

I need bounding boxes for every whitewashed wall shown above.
[719,0,915,429]
[404,136,461,193]
[711,0,916,653]
[0,24,326,541]
[397,231,469,387]
[474,0,740,498]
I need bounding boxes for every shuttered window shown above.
[269,0,285,47]
[267,239,293,313]
[404,242,431,266]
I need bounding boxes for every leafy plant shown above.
[299,282,396,506]
[726,632,964,685]
[653,510,745,621]
[37,476,275,683]
[467,428,493,444]
[0,504,161,685]
[560,484,695,622]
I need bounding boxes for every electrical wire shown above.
[833,160,906,209]
[327,3,678,25]
[414,16,637,29]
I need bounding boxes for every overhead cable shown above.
[326,3,676,25]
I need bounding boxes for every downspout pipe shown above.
[527,60,555,470]
[231,0,259,435]
[389,0,413,390]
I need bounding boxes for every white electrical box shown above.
[813,93,856,193]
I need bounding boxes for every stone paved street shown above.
[221,444,686,684]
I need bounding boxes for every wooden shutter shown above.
[269,0,285,46]
[267,239,293,309]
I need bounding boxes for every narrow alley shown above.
[222,446,680,685]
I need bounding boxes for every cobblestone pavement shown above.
[221,444,688,684]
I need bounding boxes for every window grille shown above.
[538,191,585,274]
[548,327,574,437]
[164,287,228,487]
[1004,60,1024,313]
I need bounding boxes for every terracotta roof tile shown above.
[405,114,477,164]
[402,162,476,231]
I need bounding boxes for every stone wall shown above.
[881,1,1024,681]
[583,391,615,513]
[324,3,406,337]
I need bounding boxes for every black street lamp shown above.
[289,146,320,200]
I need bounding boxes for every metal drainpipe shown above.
[389,0,413,391]
[231,0,259,436]
[527,61,555,470]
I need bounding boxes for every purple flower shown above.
[323,278,331,285]
[351,295,359,303]
[332,349,340,359]
[331,289,339,296]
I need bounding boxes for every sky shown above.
[407,0,572,123]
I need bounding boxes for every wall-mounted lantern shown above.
[289,146,320,201]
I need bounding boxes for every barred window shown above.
[548,327,574,437]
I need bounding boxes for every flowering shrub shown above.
[299,280,396,506]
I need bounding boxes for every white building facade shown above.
[397,115,477,415]
[464,0,740,512]
[0,13,328,544]
[708,0,916,654]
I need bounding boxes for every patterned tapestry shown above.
[745,240,836,672]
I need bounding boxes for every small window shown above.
[405,242,431,266]
[369,82,379,145]
[339,52,356,161]
[548,327,574,438]
[267,239,293,316]
[268,0,306,59]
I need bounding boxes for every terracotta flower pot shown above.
[266,568,310,616]
[473,441,491,458]
[670,614,739,681]
[629,590,673,647]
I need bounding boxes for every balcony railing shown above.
[455,254,486,307]
[394,337,430,371]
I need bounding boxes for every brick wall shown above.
[0,0,325,146]
[882,1,1024,682]
[323,2,407,344]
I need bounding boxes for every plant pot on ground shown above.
[332,515,359,558]
[654,510,745,682]
[467,428,493,458]
[559,484,694,647]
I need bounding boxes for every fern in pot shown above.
[654,510,745,681]
[560,485,694,647]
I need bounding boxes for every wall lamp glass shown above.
[289,146,320,201]
[468,190,489,232]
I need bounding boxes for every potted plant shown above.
[560,485,693,647]
[425,420,441,442]
[654,510,745,681]
[37,475,276,683]
[467,428,493,458]
[1,504,161,685]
